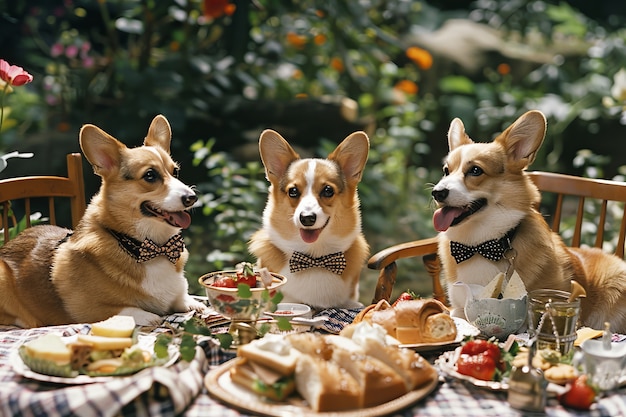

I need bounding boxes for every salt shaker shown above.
[508,338,547,412]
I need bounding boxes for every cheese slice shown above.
[502,271,526,299]
[91,315,136,338]
[480,272,505,299]
[24,334,71,365]
[77,334,133,350]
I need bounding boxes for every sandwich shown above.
[19,315,166,377]
[229,334,300,401]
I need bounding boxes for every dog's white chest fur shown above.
[276,264,360,309]
[140,260,188,311]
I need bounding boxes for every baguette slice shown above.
[295,354,362,412]
[23,333,71,365]
[359,337,437,391]
[332,345,407,407]
[77,334,133,350]
[91,315,136,338]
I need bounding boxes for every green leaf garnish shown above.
[237,283,252,298]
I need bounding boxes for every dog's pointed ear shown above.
[497,110,547,167]
[258,130,300,182]
[329,131,370,184]
[447,118,473,151]
[80,124,126,176]
[144,115,172,153]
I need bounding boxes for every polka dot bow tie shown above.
[449,239,507,264]
[289,251,347,275]
[137,233,185,264]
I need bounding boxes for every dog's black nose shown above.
[432,188,449,203]
[300,213,316,227]
[182,193,197,208]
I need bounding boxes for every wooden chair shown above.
[368,171,626,305]
[0,153,87,243]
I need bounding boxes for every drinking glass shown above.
[527,289,580,359]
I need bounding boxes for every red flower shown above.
[0,59,33,87]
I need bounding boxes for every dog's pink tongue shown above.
[165,211,192,229]
[300,229,321,243]
[433,207,464,232]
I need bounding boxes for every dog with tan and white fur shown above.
[249,130,370,309]
[0,115,207,327]
[431,110,626,333]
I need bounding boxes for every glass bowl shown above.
[198,270,287,322]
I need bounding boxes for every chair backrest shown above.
[0,153,87,243]
[527,171,626,258]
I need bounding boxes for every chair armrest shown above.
[368,236,446,305]
[368,237,439,270]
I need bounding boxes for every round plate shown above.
[11,334,179,385]
[436,347,509,391]
[205,358,439,416]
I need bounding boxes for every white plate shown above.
[436,346,587,393]
[436,346,509,391]
[11,334,179,385]
[398,317,480,352]
[205,358,439,417]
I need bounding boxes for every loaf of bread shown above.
[353,298,457,344]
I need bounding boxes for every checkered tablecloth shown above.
[1,309,625,417]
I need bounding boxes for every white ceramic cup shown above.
[575,339,626,391]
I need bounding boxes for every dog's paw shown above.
[118,307,163,326]
[185,296,210,314]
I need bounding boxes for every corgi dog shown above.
[431,110,626,332]
[0,115,207,327]
[249,130,370,309]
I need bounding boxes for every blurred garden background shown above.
[1,0,626,304]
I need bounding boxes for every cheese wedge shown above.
[91,315,136,338]
[24,334,71,365]
[480,272,505,299]
[77,334,133,350]
[502,270,526,299]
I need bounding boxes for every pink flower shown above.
[65,45,79,59]
[0,59,34,87]
[51,43,64,57]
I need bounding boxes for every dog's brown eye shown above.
[288,187,300,198]
[143,168,160,183]
[443,167,450,176]
[320,185,334,198]
[468,166,483,176]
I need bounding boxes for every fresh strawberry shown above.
[460,339,501,363]
[456,352,497,381]
[235,263,257,287]
[558,375,597,410]
[211,275,237,288]
[392,290,416,306]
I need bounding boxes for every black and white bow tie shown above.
[449,227,518,264]
[289,251,347,275]
[108,229,185,264]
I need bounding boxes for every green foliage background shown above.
[1,0,626,304]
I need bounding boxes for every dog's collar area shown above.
[289,251,347,275]
[449,225,519,264]
[107,228,185,264]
